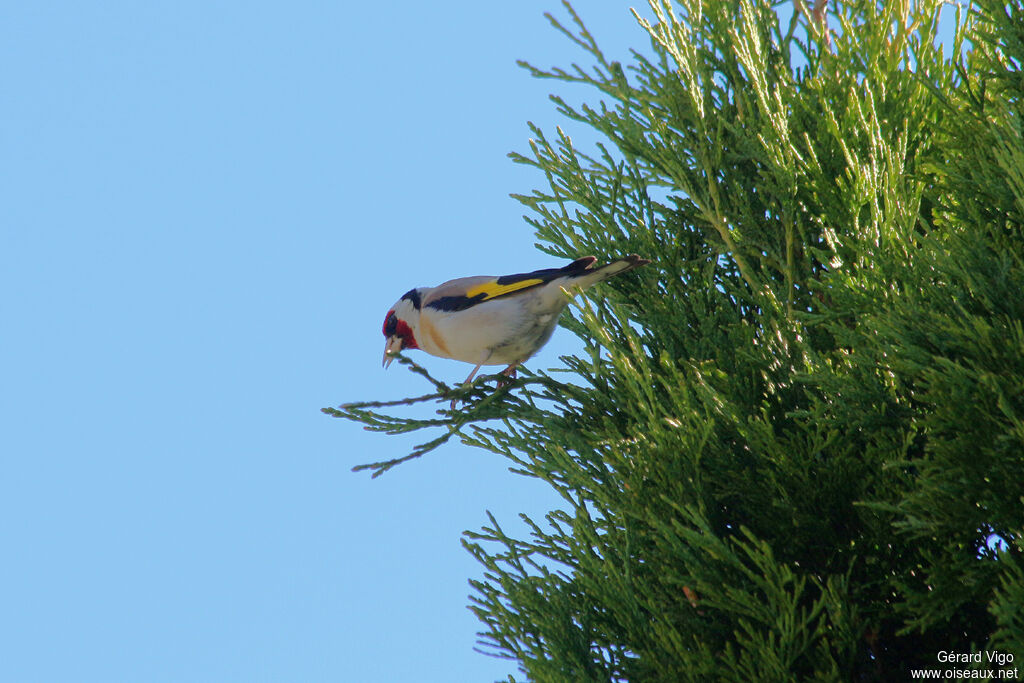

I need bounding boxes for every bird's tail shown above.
[563,254,651,290]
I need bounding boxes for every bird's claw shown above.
[497,365,519,388]
[448,365,521,410]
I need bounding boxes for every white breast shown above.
[419,295,566,366]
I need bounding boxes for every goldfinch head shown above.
[382,289,421,368]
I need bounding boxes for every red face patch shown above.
[395,319,418,349]
[382,311,418,350]
[382,310,397,337]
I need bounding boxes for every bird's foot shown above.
[497,364,520,387]
[449,364,521,410]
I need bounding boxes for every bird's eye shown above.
[383,312,398,337]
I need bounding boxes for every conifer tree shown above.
[326,0,1024,679]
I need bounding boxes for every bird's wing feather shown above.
[423,257,599,312]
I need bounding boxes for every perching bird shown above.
[381,254,650,394]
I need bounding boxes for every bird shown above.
[381,254,650,404]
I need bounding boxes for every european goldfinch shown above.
[381,255,650,392]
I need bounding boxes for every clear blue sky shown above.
[3,3,646,681]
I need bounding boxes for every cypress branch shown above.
[329,0,1024,677]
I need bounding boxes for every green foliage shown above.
[327,0,1024,678]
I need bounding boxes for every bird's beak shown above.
[383,336,403,369]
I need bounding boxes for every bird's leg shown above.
[450,362,484,411]
[462,363,484,386]
[497,362,520,387]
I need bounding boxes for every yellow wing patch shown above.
[465,278,544,301]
